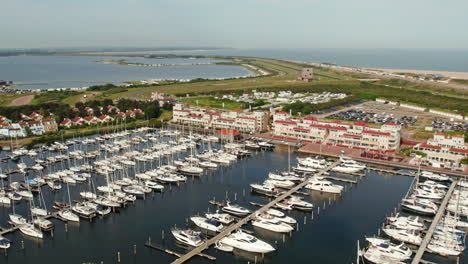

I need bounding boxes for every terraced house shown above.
[414,132,468,168]
[272,111,401,151]
[172,103,269,133]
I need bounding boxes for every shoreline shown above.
[368,68,468,79]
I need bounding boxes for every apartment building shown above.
[272,112,401,151]
[172,103,269,133]
[414,132,468,167]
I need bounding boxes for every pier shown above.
[170,160,340,264]
[410,180,458,264]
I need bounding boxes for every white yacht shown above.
[222,202,250,217]
[362,245,406,264]
[386,215,425,231]
[205,211,235,225]
[190,216,224,232]
[9,214,27,225]
[297,156,327,169]
[268,172,302,182]
[171,229,204,247]
[253,213,294,233]
[33,217,54,231]
[305,177,343,194]
[292,165,316,174]
[250,183,279,196]
[219,231,275,253]
[284,196,313,211]
[80,192,97,200]
[420,171,450,182]
[19,223,43,239]
[366,237,412,260]
[382,227,422,245]
[31,207,48,217]
[264,179,295,189]
[401,198,438,216]
[58,209,80,222]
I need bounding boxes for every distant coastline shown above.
[369,68,468,80]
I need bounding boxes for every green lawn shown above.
[180,96,244,110]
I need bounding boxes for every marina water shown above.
[2,137,460,264]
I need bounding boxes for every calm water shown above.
[2,137,461,264]
[166,48,468,72]
[0,56,253,90]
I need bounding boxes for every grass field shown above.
[180,96,245,110]
[2,55,468,116]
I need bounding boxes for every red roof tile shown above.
[449,148,468,154]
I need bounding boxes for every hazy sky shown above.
[2,0,467,49]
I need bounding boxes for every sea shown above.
[0,133,463,264]
[1,49,468,90]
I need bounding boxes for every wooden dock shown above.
[170,161,341,264]
[367,167,416,177]
[411,180,458,264]
[145,242,216,261]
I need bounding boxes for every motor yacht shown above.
[250,183,279,196]
[366,237,412,260]
[264,179,295,189]
[33,217,54,231]
[171,229,204,247]
[284,196,313,211]
[362,245,406,264]
[292,165,316,174]
[253,213,294,233]
[190,217,224,232]
[386,215,425,231]
[222,202,250,217]
[401,198,438,216]
[72,204,97,219]
[205,211,235,225]
[219,231,275,253]
[420,171,450,182]
[297,156,327,169]
[382,227,422,245]
[144,181,164,191]
[305,177,343,194]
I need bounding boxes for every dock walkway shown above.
[170,161,340,264]
[411,180,458,264]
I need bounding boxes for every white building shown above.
[272,112,401,151]
[172,103,269,133]
[414,132,468,167]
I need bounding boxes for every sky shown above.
[2,0,468,49]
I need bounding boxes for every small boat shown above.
[222,202,250,217]
[401,198,437,216]
[9,214,27,225]
[0,235,11,249]
[171,229,204,247]
[19,223,43,239]
[31,207,48,217]
[58,209,80,222]
[382,227,422,245]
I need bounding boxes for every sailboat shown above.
[58,182,80,222]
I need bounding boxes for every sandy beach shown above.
[371,68,468,79]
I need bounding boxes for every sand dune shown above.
[371,68,468,80]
